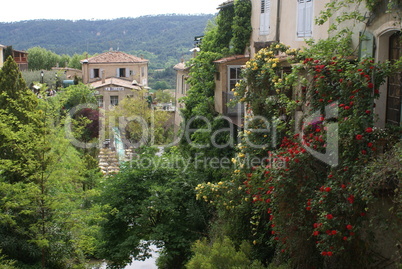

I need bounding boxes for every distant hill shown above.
[0,14,215,68]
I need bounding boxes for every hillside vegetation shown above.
[0,14,214,68]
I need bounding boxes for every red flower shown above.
[326,214,334,220]
[365,127,373,133]
[367,142,373,148]
[331,230,337,235]
[321,251,327,256]
[365,110,371,114]
[368,82,374,88]
[356,134,363,140]
[346,224,353,230]
[347,195,355,204]
[306,206,312,211]
[327,251,333,257]
[325,187,331,192]
[313,231,319,236]
[361,149,367,155]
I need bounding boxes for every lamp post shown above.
[40,70,44,84]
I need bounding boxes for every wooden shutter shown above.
[260,0,270,35]
[116,68,120,77]
[90,69,95,79]
[126,68,130,77]
[297,0,313,37]
[305,0,313,37]
[297,0,306,37]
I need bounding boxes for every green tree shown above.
[0,56,41,183]
[99,149,211,269]
[27,47,61,70]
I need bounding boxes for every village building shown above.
[0,44,29,70]
[81,51,148,86]
[90,77,142,110]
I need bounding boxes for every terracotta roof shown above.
[52,67,81,72]
[213,55,250,64]
[83,51,148,64]
[90,77,142,90]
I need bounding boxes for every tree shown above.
[0,57,104,267]
[27,47,62,70]
[99,148,211,269]
[0,56,41,183]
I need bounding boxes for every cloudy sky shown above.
[1,0,221,22]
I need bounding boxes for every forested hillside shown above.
[0,14,214,68]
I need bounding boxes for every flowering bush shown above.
[197,39,401,267]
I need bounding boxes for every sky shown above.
[0,0,222,22]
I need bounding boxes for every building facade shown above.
[81,51,148,86]
[90,77,142,111]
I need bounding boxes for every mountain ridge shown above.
[0,14,214,68]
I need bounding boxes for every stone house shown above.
[90,77,142,111]
[81,51,148,86]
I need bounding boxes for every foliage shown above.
[98,148,211,268]
[231,0,252,55]
[148,66,176,89]
[21,70,67,90]
[0,15,214,69]
[0,57,104,267]
[231,39,399,267]
[186,237,267,269]
[107,92,173,146]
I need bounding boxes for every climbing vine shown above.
[196,38,401,267]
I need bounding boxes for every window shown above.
[297,0,313,38]
[387,32,402,125]
[97,95,104,108]
[110,96,119,106]
[181,75,186,95]
[226,66,244,115]
[228,66,242,92]
[260,0,270,35]
[119,68,126,77]
[91,68,100,78]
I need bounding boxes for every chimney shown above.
[101,70,105,84]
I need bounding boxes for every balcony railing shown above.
[223,91,244,116]
[13,57,27,63]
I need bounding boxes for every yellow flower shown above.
[272,63,277,68]
[234,92,239,96]
[275,44,280,49]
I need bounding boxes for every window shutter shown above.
[116,68,120,77]
[297,0,306,37]
[126,68,130,77]
[260,0,270,35]
[90,69,95,79]
[305,0,313,37]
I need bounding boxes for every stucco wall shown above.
[83,62,148,85]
